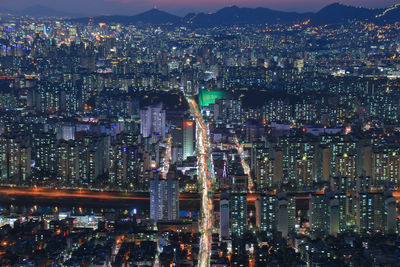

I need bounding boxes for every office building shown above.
[183,120,194,160]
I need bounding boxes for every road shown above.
[187,98,214,267]
[233,136,255,193]
[0,185,316,204]
[0,186,203,201]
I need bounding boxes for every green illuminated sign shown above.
[198,90,227,107]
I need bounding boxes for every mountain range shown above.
[2,3,400,26]
[71,3,400,26]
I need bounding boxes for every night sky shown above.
[0,0,398,16]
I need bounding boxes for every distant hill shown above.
[15,3,400,26]
[73,9,181,24]
[132,9,181,24]
[188,6,311,26]
[374,4,400,24]
[310,3,382,25]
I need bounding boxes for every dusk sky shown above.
[0,0,398,16]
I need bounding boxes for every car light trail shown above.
[187,98,215,267]
[233,136,255,193]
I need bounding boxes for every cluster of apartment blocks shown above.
[250,134,400,190]
[219,189,397,244]
[214,132,400,240]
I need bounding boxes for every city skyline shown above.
[0,0,400,265]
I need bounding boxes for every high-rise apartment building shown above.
[150,172,179,222]
[140,103,166,139]
[230,193,247,237]
[220,192,230,240]
[255,194,277,236]
[309,193,329,237]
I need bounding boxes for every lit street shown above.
[188,98,215,267]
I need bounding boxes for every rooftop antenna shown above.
[153,0,157,9]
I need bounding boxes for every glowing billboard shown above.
[198,90,228,107]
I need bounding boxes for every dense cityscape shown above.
[0,2,400,266]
